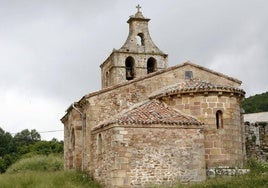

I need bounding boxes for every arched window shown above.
[147,57,157,74]
[125,56,135,80]
[216,110,223,129]
[97,133,102,154]
[136,33,144,46]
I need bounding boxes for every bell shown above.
[126,70,132,79]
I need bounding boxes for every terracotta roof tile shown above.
[94,100,202,130]
[63,62,243,120]
[150,79,245,99]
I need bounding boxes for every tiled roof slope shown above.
[62,62,243,120]
[84,62,242,103]
[150,79,245,99]
[94,100,202,130]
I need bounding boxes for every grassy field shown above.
[1,170,267,188]
[184,173,268,188]
[6,154,63,173]
[0,171,101,188]
[0,154,101,188]
[0,154,267,188]
[155,159,268,188]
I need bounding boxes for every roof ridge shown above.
[149,78,245,99]
[184,62,242,84]
[93,99,203,131]
[82,62,242,103]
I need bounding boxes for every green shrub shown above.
[0,154,17,173]
[187,173,268,188]
[184,160,268,188]
[246,159,268,173]
[6,154,63,173]
[0,154,101,188]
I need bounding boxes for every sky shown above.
[0,0,267,140]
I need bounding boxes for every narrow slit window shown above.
[105,71,109,87]
[216,110,223,129]
[71,128,75,149]
[97,133,102,154]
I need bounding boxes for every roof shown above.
[62,61,243,121]
[93,100,203,130]
[184,62,242,84]
[150,79,245,99]
[244,112,268,123]
[87,62,242,101]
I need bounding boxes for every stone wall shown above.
[92,124,206,188]
[63,110,83,170]
[101,52,168,88]
[62,62,245,182]
[82,63,243,172]
[86,63,241,129]
[170,64,241,88]
[245,122,268,161]
[100,9,169,89]
[162,92,244,167]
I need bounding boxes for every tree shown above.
[242,91,268,113]
[0,128,63,173]
[32,139,63,155]
[13,129,41,147]
[0,127,13,157]
[0,154,16,173]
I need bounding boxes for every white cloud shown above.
[210,44,268,96]
[0,89,64,140]
[0,0,268,140]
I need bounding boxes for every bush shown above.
[31,140,63,155]
[0,154,101,187]
[0,127,64,173]
[246,159,268,173]
[6,154,63,173]
[0,154,17,173]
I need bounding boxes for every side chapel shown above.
[61,6,246,187]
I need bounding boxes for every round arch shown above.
[147,57,157,74]
[216,110,223,129]
[125,56,135,80]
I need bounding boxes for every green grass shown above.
[0,171,101,188]
[186,173,268,188]
[1,155,267,188]
[149,173,268,188]
[185,160,268,188]
[150,160,268,188]
[6,154,63,173]
[0,154,101,188]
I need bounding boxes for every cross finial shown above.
[136,4,141,12]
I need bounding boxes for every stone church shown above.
[61,6,246,187]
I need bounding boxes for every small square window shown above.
[185,71,193,79]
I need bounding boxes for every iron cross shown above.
[136,4,141,12]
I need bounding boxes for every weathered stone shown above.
[61,6,246,188]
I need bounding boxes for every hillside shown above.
[0,154,267,188]
[242,91,268,113]
[0,154,101,188]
